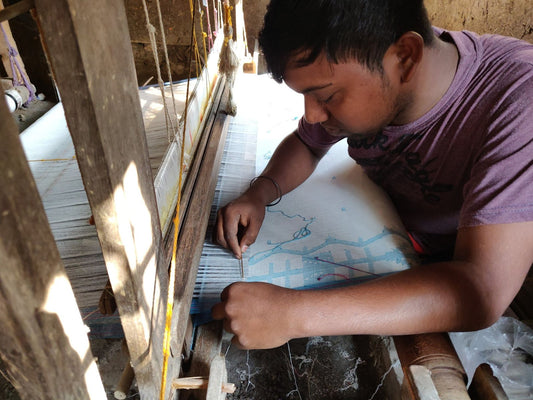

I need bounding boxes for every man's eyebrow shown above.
[300,83,333,94]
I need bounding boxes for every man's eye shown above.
[322,93,336,104]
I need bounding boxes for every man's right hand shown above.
[215,192,266,258]
[214,131,326,258]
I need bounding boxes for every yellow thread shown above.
[159,2,197,399]
[198,2,209,68]
[222,3,232,47]
[224,3,233,29]
[27,156,76,162]
[189,0,204,76]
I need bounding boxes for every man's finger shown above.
[225,223,242,258]
[223,318,234,334]
[211,302,225,320]
[215,210,228,249]
[241,218,261,250]
[231,334,247,349]
[219,285,231,301]
[217,211,241,258]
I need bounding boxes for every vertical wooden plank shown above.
[33,0,177,397]
[182,321,225,399]
[0,88,106,399]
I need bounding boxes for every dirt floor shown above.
[90,338,141,399]
[223,335,402,400]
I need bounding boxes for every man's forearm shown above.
[288,260,494,338]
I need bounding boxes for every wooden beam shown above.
[206,355,232,400]
[0,0,34,23]
[33,0,178,397]
[181,321,225,399]
[407,365,441,400]
[170,84,231,357]
[162,76,224,266]
[395,333,471,400]
[469,363,509,400]
[0,86,106,399]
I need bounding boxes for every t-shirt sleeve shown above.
[459,61,533,227]
[296,118,342,150]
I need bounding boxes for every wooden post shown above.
[33,0,178,397]
[182,321,225,399]
[0,87,106,399]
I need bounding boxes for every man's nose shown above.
[303,95,328,124]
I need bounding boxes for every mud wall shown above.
[425,0,532,43]
[126,0,532,84]
[239,0,533,55]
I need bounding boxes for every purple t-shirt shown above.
[297,30,533,255]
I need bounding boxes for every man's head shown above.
[258,0,434,83]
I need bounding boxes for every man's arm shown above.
[212,221,533,349]
[215,130,328,258]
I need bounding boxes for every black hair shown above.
[258,0,435,83]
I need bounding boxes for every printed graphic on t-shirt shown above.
[348,133,453,204]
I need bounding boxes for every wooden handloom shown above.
[0,1,515,399]
[0,0,238,398]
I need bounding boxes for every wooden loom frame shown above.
[0,0,233,398]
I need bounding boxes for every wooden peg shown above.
[172,376,236,394]
[113,362,135,400]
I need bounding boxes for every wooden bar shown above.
[206,355,232,399]
[468,363,509,400]
[0,0,34,23]
[33,0,178,397]
[395,333,471,400]
[407,365,441,400]
[170,84,231,356]
[162,76,225,265]
[181,321,225,399]
[172,376,235,394]
[0,87,106,399]
[114,362,135,400]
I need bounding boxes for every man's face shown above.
[283,52,409,139]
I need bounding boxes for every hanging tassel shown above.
[1,22,36,105]
[218,0,239,115]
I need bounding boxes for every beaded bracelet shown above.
[249,175,282,206]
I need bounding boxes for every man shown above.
[211,0,533,350]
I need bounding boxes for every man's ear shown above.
[393,31,424,83]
